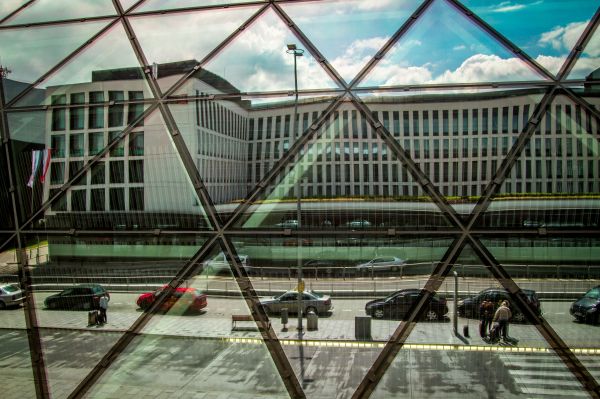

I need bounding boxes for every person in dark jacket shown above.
[479,299,494,338]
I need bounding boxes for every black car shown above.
[44,284,109,310]
[456,288,541,322]
[303,259,336,275]
[365,289,448,321]
[570,286,600,324]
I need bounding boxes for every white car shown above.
[203,252,250,275]
[0,283,26,309]
[355,257,406,273]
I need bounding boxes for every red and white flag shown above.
[26,149,51,188]
[26,150,42,188]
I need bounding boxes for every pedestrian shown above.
[492,300,512,341]
[98,294,109,324]
[479,299,494,338]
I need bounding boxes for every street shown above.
[1,292,600,398]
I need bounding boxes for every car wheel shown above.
[48,301,57,310]
[305,306,317,315]
[574,316,585,323]
[0,301,6,310]
[391,266,399,272]
[140,300,151,311]
[424,310,439,321]
[373,308,385,319]
[513,313,525,323]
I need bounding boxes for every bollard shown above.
[355,316,372,340]
[307,310,318,331]
[281,308,289,327]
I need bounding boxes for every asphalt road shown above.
[2,293,600,399]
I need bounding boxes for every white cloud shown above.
[539,21,588,53]
[431,54,539,83]
[492,3,525,13]
[453,45,466,51]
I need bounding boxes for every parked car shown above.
[456,288,541,322]
[365,289,448,321]
[136,285,207,313]
[303,259,336,275]
[0,283,25,309]
[44,284,109,310]
[275,219,299,229]
[260,290,333,315]
[356,256,406,273]
[570,286,600,324]
[342,219,372,229]
[203,252,250,274]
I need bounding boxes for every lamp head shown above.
[287,44,297,50]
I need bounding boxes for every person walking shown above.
[98,294,109,324]
[479,299,494,339]
[492,300,512,341]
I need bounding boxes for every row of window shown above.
[51,91,144,131]
[197,130,246,161]
[249,135,598,163]
[50,160,143,186]
[50,131,144,158]
[261,180,599,199]
[251,159,600,186]
[195,91,248,140]
[248,104,599,141]
[50,187,144,212]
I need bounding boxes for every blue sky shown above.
[1,0,598,99]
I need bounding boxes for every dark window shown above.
[110,161,124,183]
[129,132,144,156]
[89,91,104,129]
[90,162,105,185]
[108,91,124,127]
[129,160,143,183]
[71,190,86,211]
[109,188,125,211]
[129,187,144,211]
[90,188,105,211]
[127,91,144,126]
[51,94,66,131]
[70,92,85,130]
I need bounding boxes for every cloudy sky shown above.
[1,0,598,99]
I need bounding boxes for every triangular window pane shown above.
[4,0,116,26]
[15,22,151,107]
[462,0,599,76]
[0,20,111,104]
[201,8,340,93]
[129,6,259,93]
[280,0,421,83]
[359,0,547,88]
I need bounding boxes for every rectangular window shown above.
[51,135,66,158]
[108,91,124,127]
[70,133,84,157]
[403,111,410,136]
[393,111,400,137]
[50,162,65,185]
[71,190,86,212]
[91,188,105,211]
[90,161,105,185]
[69,160,85,186]
[109,188,125,211]
[423,111,429,136]
[463,109,469,134]
[472,109,479,134]
[89,91,104,129]
[283,115,290,137]
[565,105,572,134]
[110,161,125,183]
[70,92,85,130]
[492,107,498,134]
[129,160,143,183]
[275,115,281,138]
[127,91,144,126]
[129,132,144,156]
[412,111,420,136]
[266,116,273,140]
[555,104,562,134]
[129,187,144,211]
[88,132,104,155]
[481,109,488,134]
[51,94,66,131]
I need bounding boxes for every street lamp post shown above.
[287,43,304,333]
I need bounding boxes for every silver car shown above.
[0,284,25,309]
[356,256,406,273]
[260,291,333,315]
[203,252,250,274]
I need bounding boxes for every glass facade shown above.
[1,1,599,398]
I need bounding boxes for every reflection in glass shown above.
[0,21,109,104]
[4,0,116,26]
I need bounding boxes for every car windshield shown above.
[584,288,600,299]
[2,284,19,293]
[309,291,324,298]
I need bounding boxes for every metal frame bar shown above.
[0,34,50,399]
